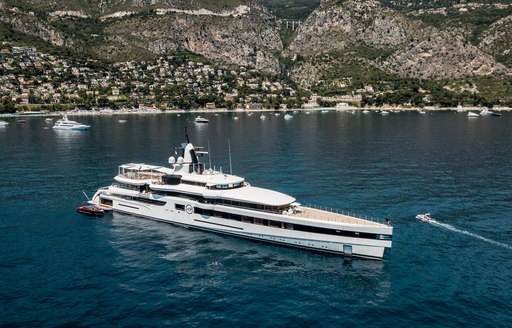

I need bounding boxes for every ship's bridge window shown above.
[210,182,243,190]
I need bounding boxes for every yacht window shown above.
[175,204,185,211]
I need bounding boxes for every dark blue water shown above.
[1,111,511,327]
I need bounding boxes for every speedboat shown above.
[284,113,293,120]
[480,108,494,116]
[45,118,53,123]
[415,213,433,222]
[0,120,8,126]
[194,116,209,123]
[467,112,479,118]
[77,205,105,217]
[260,114,266,120]
[53,114,90,130]
[89,132,393,260]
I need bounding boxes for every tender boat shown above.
[194,116,209,123]
[260,114,266,120]
[0,120,8,126]
[53,114,90,130]
[90,132,393,260]
[77,205,105,217]
[467,112,480,118]
[415,213,433,222]
[118,119,127,123]
[45,118,53,123]
[284,113,293,120]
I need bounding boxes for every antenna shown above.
[81,190,90,201]
[228,138,232,175]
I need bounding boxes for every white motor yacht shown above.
[194,116,209,123]
[90,132,393,260]
[52,114,90,130]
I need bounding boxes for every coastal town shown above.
[1,43,510,115]
[0,44,311,113]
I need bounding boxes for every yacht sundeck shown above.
[90,133,393,259]
[53,114,90,130]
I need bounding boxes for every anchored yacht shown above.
[53,114,90,130]
[90,133,393,259]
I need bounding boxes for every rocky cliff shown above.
[286,0,508,86]
[0,0,510,84]
[0,0,282,73]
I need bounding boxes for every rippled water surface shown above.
[1,111,511,327]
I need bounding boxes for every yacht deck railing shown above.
[299,204,390,226]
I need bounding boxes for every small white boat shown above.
[194,116,209,124]
[275,113,281,117]
[233,116,239,120]
[260,114,266,120]
[480,108,494,116]
[467,112,479,118]
[362,110,370,114]
[53,114,90,130]
[284,113,293,120]
[0,120,9,126]
[418,110,426,114]
[380,110,389,115]
[118,119,127,123]
[416,213,433,222]
[45,118,53,123]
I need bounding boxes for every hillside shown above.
[0,0,511,105]
[0,0,282,72]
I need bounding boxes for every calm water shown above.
[1,111,511,327]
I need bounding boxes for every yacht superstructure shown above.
[91,134,393,259]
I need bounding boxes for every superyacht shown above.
[91,133,393,259]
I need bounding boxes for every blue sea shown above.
[1,110,511,327]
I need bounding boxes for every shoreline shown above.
[1,106,511,118]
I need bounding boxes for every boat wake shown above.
[426,218,512,250]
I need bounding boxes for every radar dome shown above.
[177,156,184,164]
[168,156,176,164]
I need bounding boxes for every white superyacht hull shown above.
[93,189,392,260]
